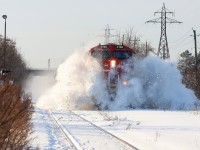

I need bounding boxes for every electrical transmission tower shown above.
[146,3,182,59]
[104,24,117,44]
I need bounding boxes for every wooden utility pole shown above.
[133,37,140,51]
[48,58,50,70]
[192,29,200,98]
[193,29,198,71]
[146,41,148,56]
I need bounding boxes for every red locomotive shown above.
[89,43,135,99]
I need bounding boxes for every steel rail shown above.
[70,110,139,150]
[48,109,83,150]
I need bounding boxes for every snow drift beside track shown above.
[37,49,199,110]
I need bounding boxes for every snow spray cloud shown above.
[36,48,110,110]
[37,48,199,110]
[112,56,199,110]
[24,76,55,102]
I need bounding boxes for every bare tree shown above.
[115,27,155,58]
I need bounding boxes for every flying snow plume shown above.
[36,49,110,110]
[37,48,199,110]
[112,56,199,110]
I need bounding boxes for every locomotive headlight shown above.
[122,81,128,86]
[110,60,116,68]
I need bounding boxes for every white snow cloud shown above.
[36,49,199,110]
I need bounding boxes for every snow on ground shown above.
[30,108,70,149]
[75,110,200,150]
[31,108,200,150]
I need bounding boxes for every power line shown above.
[146,3,182,59]
[176,0,197,14]
[178,0,199,20]
[169,28,192,44]
[169,39,192,49]
[170,36,191,47]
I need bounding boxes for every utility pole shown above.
[126,36,140,50]
[146,41,148,56]
[1,15,10,76]
[133,37,140,51]
[2,15,7,69]
[193,29,198,71]
[122,35,125,45]
[146,3,182,59]
[48,58,50,70]
[192,29,199,96]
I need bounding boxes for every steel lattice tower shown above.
[105,24,111,44]
[146,3,182,59]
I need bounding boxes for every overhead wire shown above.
[170,36,191,49]
[177,0,198,20]
[168,0,198,49]
[176,0,197,14]
[169,38,192,49]
[135,23,148,33]
[169,28,192,44]
[170,36,190,46]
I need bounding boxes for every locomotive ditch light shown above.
[110,60,116,68]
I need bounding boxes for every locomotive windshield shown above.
[91,50,132,60]
[91,51,102,59]
[102,51,111,59]
[91,50,111,60]
[113,51,132,60]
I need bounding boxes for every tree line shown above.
[0,35,27,83]
[0,35,33,149]
[178,50,200,99]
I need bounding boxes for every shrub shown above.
[0,81,33,149]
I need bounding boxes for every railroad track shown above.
[48,109,139,150]
[48,109,82,150]
[70,110,139,150]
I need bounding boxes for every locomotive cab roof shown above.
[89,43,135,53]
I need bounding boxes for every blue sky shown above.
[0,0,200,68]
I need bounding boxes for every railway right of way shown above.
[48,109,139,150]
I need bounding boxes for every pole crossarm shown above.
[145,3,182,59]
[166,17,182,24]
[146,17,161,23]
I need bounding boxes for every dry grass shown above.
[0,81,33,149]
[99,112,127,121]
